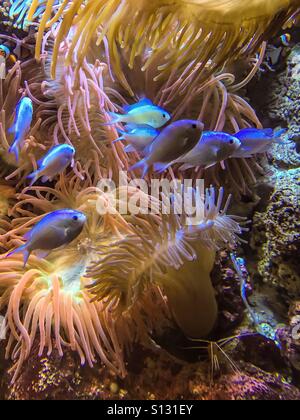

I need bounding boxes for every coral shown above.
[276,302,300,383]
[0,18,269,195]
[257,45,300,137]
[0,255,126,383]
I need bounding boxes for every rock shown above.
[249,45,300,167]
[250,168,300,299]
[1,339,299,400]
[245,42,300,389]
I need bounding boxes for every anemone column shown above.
[164,243,217,338]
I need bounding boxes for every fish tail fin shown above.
[8,141,19,162]
[274,128,287,140]
[116,127,127,135]
[7,244,30,267]
[124,144,136,153]
[105,111,121,125]
[130,159,149,178]
[153,162,172,174]
[27,170,40,186]
[112,135,125,144]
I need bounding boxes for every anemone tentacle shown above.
[27,0,300,94]
[87,186,246,338]
[0,181,171,381]
[0,254,127,383]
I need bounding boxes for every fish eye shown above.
[72,215,78,221]
[192,124,197,129]
[163,114,166,118]
[229,139,234,144]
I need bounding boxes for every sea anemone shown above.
[0,55,49,186]
[0,254,126,383]
[88,186,246,338]
[23,30,136,183]
[1,15,270,196]
[109,43,267,196]
[0,183,15,217]
[27,0,300,94]
[0,0,298,392]
[0,174,171,381]
[1,0,60,31]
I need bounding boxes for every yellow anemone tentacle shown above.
[28,0,300,93]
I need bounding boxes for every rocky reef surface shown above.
[246,41,300,388]
[1,337,300,400]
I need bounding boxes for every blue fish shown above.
[107,98,171,128]
[232,127,286,158]
[7,209,87,267]
[176,131,241,170]
[113,124,159,153]
[8,97,33,161]
[130,120,204,177]
[27,144,75,186]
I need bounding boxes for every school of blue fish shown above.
[6,96,285,266]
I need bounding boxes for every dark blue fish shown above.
[176,131,241,170]
[232,127,286,158]
[7,209,87,267]
[130,120,204,177]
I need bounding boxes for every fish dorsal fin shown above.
[262,128,274,137]
[123,98,153,113]
[15,99,21,116]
